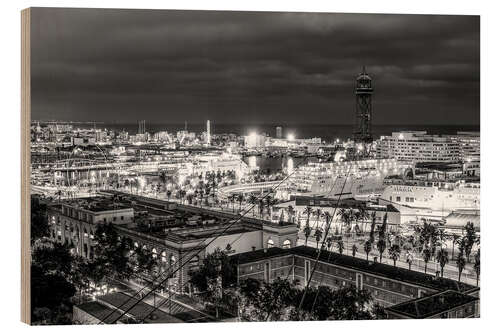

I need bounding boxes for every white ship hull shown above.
[380,182,480,212]
[281,158,413,200]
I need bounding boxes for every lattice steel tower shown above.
[353,66,373,143]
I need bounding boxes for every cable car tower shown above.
[353,66,373,144]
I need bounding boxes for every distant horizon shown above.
[32,120,481,127]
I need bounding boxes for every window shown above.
[103,218,107,223]
[283,239,291,249]
[396,196,401,202]
[267,238,275,248]
[121,216,124,220]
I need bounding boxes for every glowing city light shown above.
[287,134,295,141]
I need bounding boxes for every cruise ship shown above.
[277,158,414,200]
[379,179,480,212]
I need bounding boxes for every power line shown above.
[138,161,345,323]
[296,164,355,314]
[98,155,312,324]
[298,142,373,311]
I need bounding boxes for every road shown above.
[112,278,215,323]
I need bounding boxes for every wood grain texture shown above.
[21,7,31,325]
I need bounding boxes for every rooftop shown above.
[233,245,476,293]
[61,196,133,213]
[386,290,478,318]
[75,301,124,324]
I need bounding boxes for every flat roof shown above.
[386,290,478,318]
[292,196,399,213]
[233,246,475,293]
[61,196,133,213]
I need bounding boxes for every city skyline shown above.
[31,8,479,126]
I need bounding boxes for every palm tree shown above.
[437,228,449,250]
[473,249,480,286]
[436,248,449,278]
[229,194,236,212]
[303,225,312,246]
[388,244,401,267]
[351,244,358,257]
[322,211,332,232]
[376,238,387,263]
[422,247,431,274]
[406,252,414,270]
[336,239,344,255]
[265,196,273,218]
[339,208,354,235]
[463,222,477,262]
[326,235,333,251]
[376,213,388,263]
[314,208,322,229]
[55,189,63,202]
[303,206,313,231]
[363,241,372,261]
[456,252,466,282]
[179,190,186,204]
[369,212,377,244]
[248,195,258,217]
[451,234,461,260]
[314,228,323,249]
[258,199,265,218]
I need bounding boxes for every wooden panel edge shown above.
[21,7,31,325]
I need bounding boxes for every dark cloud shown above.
[30,8,479,126]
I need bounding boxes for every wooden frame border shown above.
[21,7,31,325]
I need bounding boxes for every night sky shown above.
[30,8,480,126]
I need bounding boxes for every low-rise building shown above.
[233,246,479,318]
[48,192,298,293]
[376,131,461,163]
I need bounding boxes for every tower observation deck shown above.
[353,66,373,143]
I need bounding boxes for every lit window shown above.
[267,238,275,248]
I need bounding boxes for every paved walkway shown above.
[116,278,215,323]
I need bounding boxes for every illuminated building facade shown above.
[206,120,211,146]
[276,126,283,139]
[244,133,266,148]
[376,131,461,163]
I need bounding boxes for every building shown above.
[451,132,480,176]
[233,246,479,318]
[48,192,298,293]
[154,131,172,142]
[244,133,266,148]
[138,120,146,134]
[376,131,461,163]
[276,126,283,139]
[71,136,96,147]
[48,196,135,258]
[353,67,373,143]
[206,120,211,146]
[385,290,478,319]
